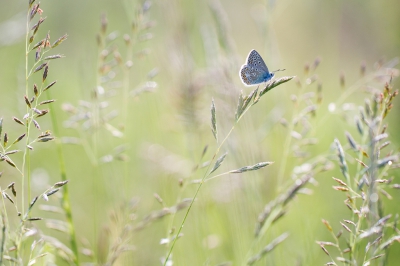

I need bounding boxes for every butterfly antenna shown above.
[272,69,286,73]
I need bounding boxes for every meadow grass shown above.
[0,1,399,266]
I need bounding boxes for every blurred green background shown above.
[1,0,400,265]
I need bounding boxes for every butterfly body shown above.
[239,49,274,86]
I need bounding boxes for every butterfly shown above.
[239,49,283,86]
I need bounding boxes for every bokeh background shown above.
[1,0,400,265]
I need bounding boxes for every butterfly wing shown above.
[240,65,252,86]
[247,50,270,73]
[240,50,273,86]
[240,65,267,86]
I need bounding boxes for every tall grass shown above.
[1,1,399,266]
[318,78,400,266]
[0,0,76,265]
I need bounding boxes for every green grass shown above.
[0,0,400,265]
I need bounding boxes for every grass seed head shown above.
[36,109,49,118]
[5,158,16,168]
[5,150,20,155]
[44,32,50,48]
[39,100,55,105]
[54,180,68,188]
[332,177,347,186]
[33,84,38,96]
[24,95,31,108]
[13,117,24,126]
[34,62,47,73]
[32,39,44,50]
[7,182,15,189]
[46,188,60,197]
[29,0,36,8]
[322,219,333,232]
[3,132,8,147]
[11,186,17,197]
[43,65,49,81]
[43,80,57,91]
[30,4,40,21]
[340,222,352,233]
[27,217,43,221]
[13,133,26,144]
[31,17,46,34]
[3,192,14,204]
[35,47,41,61]
[44,54,64,60]
[51,34,68,48]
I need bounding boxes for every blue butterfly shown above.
[239,49,283,86]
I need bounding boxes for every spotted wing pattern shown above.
[239,49,273,86]
[240,65,265,85]
[247,49,269,73]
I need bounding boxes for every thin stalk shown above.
[203,171,230,182]
[89,28,106,263]
[164,125,235,265]
[163,79,292,264]
[276,119,292,189]
[122,35,134,128]
[0,216,5,266]
[22,7,30,219]
[347,93,389,261]
[276,85,306,191]
[368,127,379,223]
[77,133,98,166]
[0,197,9,266]
[242,206,283,265]
[121,29,134,199]
[348,128,369,262]
[25,133,31,213]
[163,158,200,251]
[46,90,79,265]
[16,8,32,261]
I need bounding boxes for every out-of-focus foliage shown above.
[0,0,399,265]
